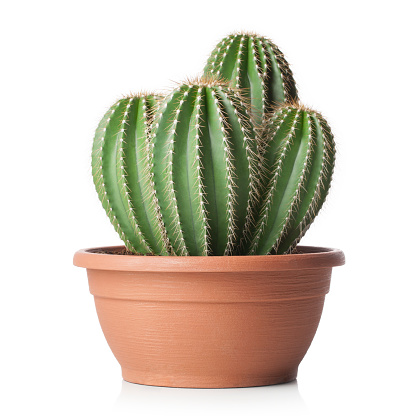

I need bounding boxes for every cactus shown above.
[92,94,170,255]
[91,93,335,257]
[247,104,335,255]
[204,32,298,126]
[150,77,258,256]
[91,35,336,257]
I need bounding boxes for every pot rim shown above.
[73,245,345,272]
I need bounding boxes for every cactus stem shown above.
[148,78,258,256]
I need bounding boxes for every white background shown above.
[1,0,415,415]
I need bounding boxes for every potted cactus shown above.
[74,32,344,388]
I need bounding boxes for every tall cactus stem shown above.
[151,76,257,255]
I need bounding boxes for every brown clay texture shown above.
[74,246,345,388]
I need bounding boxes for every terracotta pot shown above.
[73,245,344,388]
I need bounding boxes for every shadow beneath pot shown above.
[113,379,307,415]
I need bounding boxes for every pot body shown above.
[74,246,344,388]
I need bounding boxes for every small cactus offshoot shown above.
[91,33,336,256]
[204,32,298,127]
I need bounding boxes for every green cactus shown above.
[92,41,336,256]
[247,104,336,255]
[203,32,298,126]
[92,94,169,255]
[150,77,258,256]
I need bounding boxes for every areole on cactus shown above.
[203,32,298,126]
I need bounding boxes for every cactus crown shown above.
[203,31,298,127]
[91,33,335,256]
[179,74,230,88]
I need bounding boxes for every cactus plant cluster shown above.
[92,32,335,256]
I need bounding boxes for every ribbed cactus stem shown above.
[150,77,258,256]
[248,104,335,255]
[204,32,298,126]
[92,94,169,255]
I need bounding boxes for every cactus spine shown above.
[92,94,169,255]
[150,77,258,256]
[248,104,335,255]
[204,32,298,126]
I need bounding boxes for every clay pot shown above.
[73,245,344,388]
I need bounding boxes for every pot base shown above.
[122,367,298,388]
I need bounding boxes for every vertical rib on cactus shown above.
[204,32,298,127]
[92,94,169,255]
[151,77,257,256]
[248,104,335,255]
